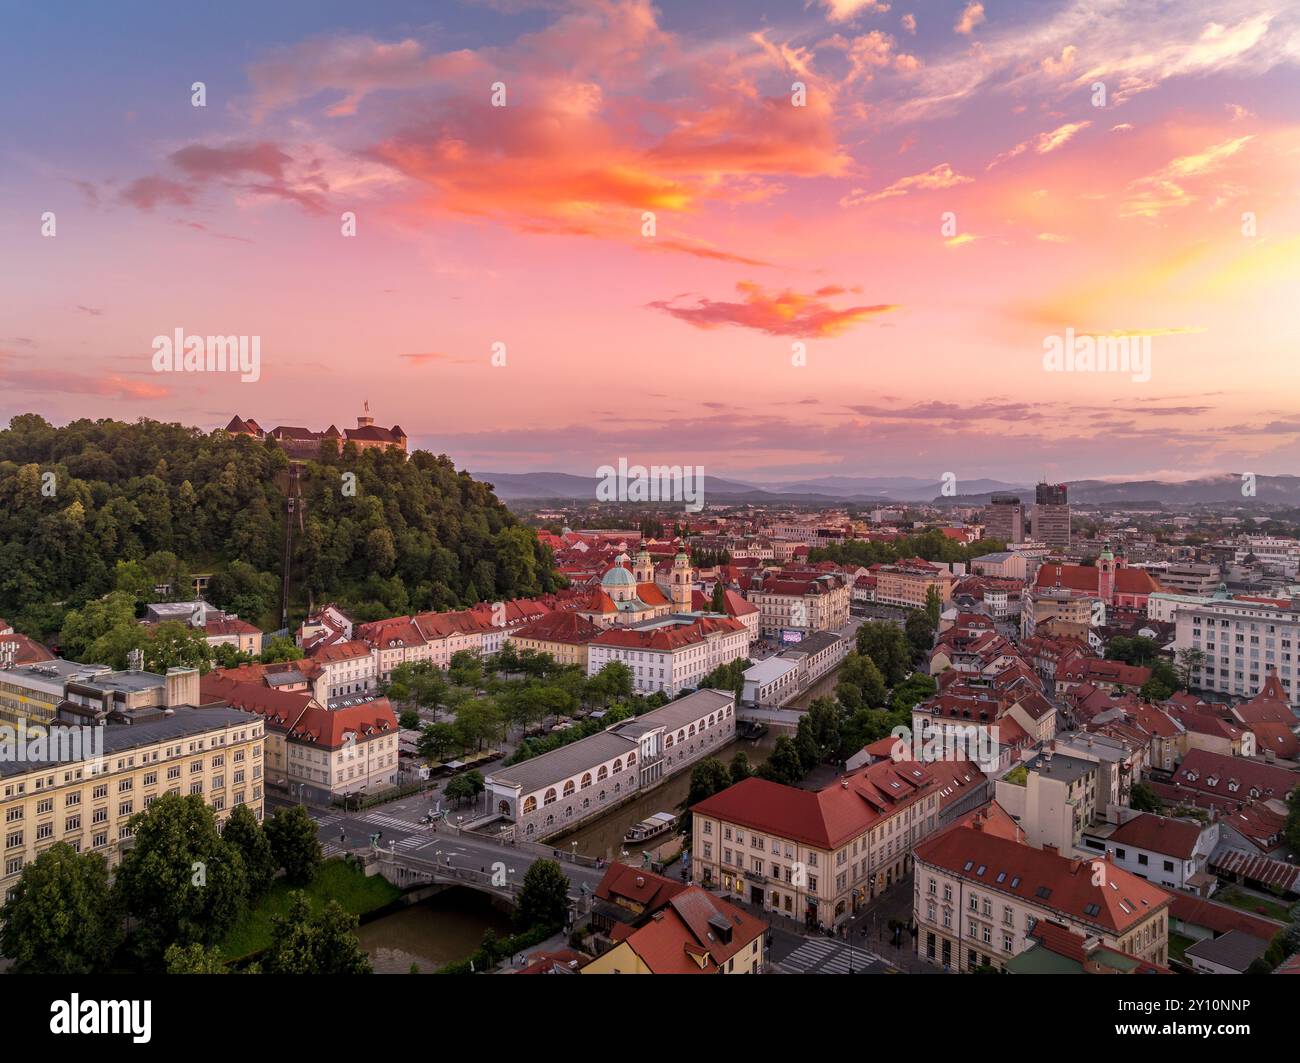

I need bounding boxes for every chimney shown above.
[165,666,200,709]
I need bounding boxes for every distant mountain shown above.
[473,471,862,504]
[761,476,1029,501]
[476,470,1300,509]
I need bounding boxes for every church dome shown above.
[602,565,637,589]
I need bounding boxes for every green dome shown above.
[602,565,637,588]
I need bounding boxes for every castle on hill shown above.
[224,402,407,457]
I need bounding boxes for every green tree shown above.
[264,805,322,886]
[758,735,806,785]
[856,621,913,686]
[729,750,753,783]
[905,609,937,658]
[164,942,228,973]
[112,794,248,965]
[1130,781,1163,813]
[0,843,120,974]
[514,859,571,932]
[687,757,732,808]
[262,891,372,974]
[222,803,277,900]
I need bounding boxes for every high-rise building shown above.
[1032,482,1071,550]
[984,493,1025,543]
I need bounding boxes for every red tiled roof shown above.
[915,818,1172,935]
[309,639,373,663]
[1105,814,1203,860]
[691,760,938,850]
[591,616,745,651]
[616,887,765,974]
[593,863,688,910]
[1168,892,1286,942]
[511,610,604,645]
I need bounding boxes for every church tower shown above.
[633,548,654,585]
[1097,546,1116,605]
[671,551,693,611]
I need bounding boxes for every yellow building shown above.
[507,610,604,671]
[580,886,767,974]
[912,804,1172,972]
[1,706,264,902]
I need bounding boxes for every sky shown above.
[3,0,1300,485]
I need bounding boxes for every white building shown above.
[1173,596,1300,705]
[587,614,752,696]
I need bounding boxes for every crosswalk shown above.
[779,937,887,975]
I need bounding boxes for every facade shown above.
[874,561,954,610]
[1031,482,1071,550]
[690,758,967,927]
[776,630,848,690]
[742,657,802,708]
[1080,813,1216,892]
[984,494,1025,544]
[200,673,399,801]
[508,610,604,670]
[586,614,751,696]
[913,804,1173,972]
[308,640,378,700]
[486,690,736,840]
[749,572,851,638]
[0,706,264,902]
[1173,596,1300,705]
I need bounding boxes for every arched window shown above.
[543,788,557,806]
[545,814,554,826]
[562,780,575,797]
[523,796,537,814]
[597,765,608,781]
[627,751,636,765]
[613,759,623,773]
[708,714,715,726]
[677,730,685,742]
[665,734,674,748]
[498,800,510,815]
[526,823,535,836]
[688,724,696,737]
[581,772,592,789]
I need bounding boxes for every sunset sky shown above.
[3,0,1300,484]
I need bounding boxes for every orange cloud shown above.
[647,282,899,338]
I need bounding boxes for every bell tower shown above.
[671,551,693,611]
[634,548,654,584]
[1097,546,1116,605]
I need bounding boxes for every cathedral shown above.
[578,550,694,628]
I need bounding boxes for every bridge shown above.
[362,842,606,908]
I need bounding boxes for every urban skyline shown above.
[4,0,1300,481]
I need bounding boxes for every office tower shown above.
[1032,482,1071,550]
[984,493,1025,543]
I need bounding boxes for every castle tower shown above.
[671,551,693,611]
[357,399,374,429]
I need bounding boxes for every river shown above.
[356,888,512,973]
[549,733,779,860]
